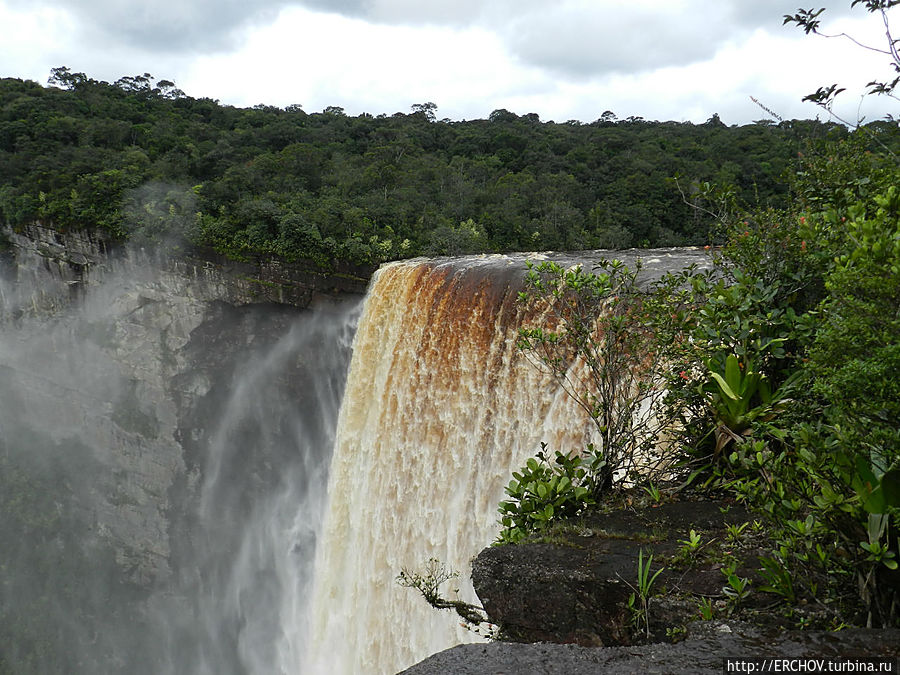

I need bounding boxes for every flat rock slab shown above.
[399,622,900,675]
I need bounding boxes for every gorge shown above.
[0,226,702,674]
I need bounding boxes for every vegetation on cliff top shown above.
[5,67,896,270]
[499,0,900,637]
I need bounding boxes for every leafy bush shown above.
[497,444,596,544]
[668,139,900,626]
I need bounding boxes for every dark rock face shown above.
[169,246,372,306]
[473,541,633,646]
[399,622,900,675]
[472,498,753,646]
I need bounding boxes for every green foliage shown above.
[496,443,595,544]
[805,185,900,454]
[666,137,900,626]
[697,596,715,620]
[758,554,797,603]
[702,353,799,457]
[642,481,662,504]
[725,521,750,544]
[625,549,665,639]
[649,253,814,473]
[721,560,752,606]
[0,69,863,270]
[517,258,675,492]
[678,529,703,553]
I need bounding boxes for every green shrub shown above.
[497,444,595,544]
[645,136,900,625]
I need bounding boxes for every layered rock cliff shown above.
[3,222,370,312]
[0,224,365,673]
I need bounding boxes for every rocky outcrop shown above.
[399,621,900,675]
[473,539,635,646]
[471,497,754,647]
[2,222,372,313]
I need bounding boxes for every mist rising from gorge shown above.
[0,246,359,673]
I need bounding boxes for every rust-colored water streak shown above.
[305,257,602,675]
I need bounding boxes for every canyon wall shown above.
[0,225,362,673]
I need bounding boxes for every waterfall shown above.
[153,297,361,675]
[305,256,601,675]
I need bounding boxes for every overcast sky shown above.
[1,0,897,125]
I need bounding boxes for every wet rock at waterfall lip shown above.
[538,246,714,288]
[471,493,777,647]
[398,621,900,675]
[414,246,713,292]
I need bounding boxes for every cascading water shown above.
[153,298,361,675]
[305,256,601,675]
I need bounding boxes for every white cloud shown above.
[1,0,897,124]
[179,7,535,118]
[0,3,77,84]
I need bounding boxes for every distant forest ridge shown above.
[2,69,898,268]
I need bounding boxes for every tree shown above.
[488,108,518,123]
[156,79,186,99]
[410,102,437,122]
[516,259,676,492]
[598,110,617,124]
[47,66,89,90]
[114,73,153,93]
[784,2,900,116]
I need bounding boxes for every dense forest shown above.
[4,68,896,268]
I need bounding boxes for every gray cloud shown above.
[735,0,858,25]
[496,1,855,81]
[8,0,293,53]
[363,0,488,26]
[305,0,849,82]
[502,4,735,78]
[7,0,836,62]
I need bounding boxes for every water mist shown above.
[0,245,359,674]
